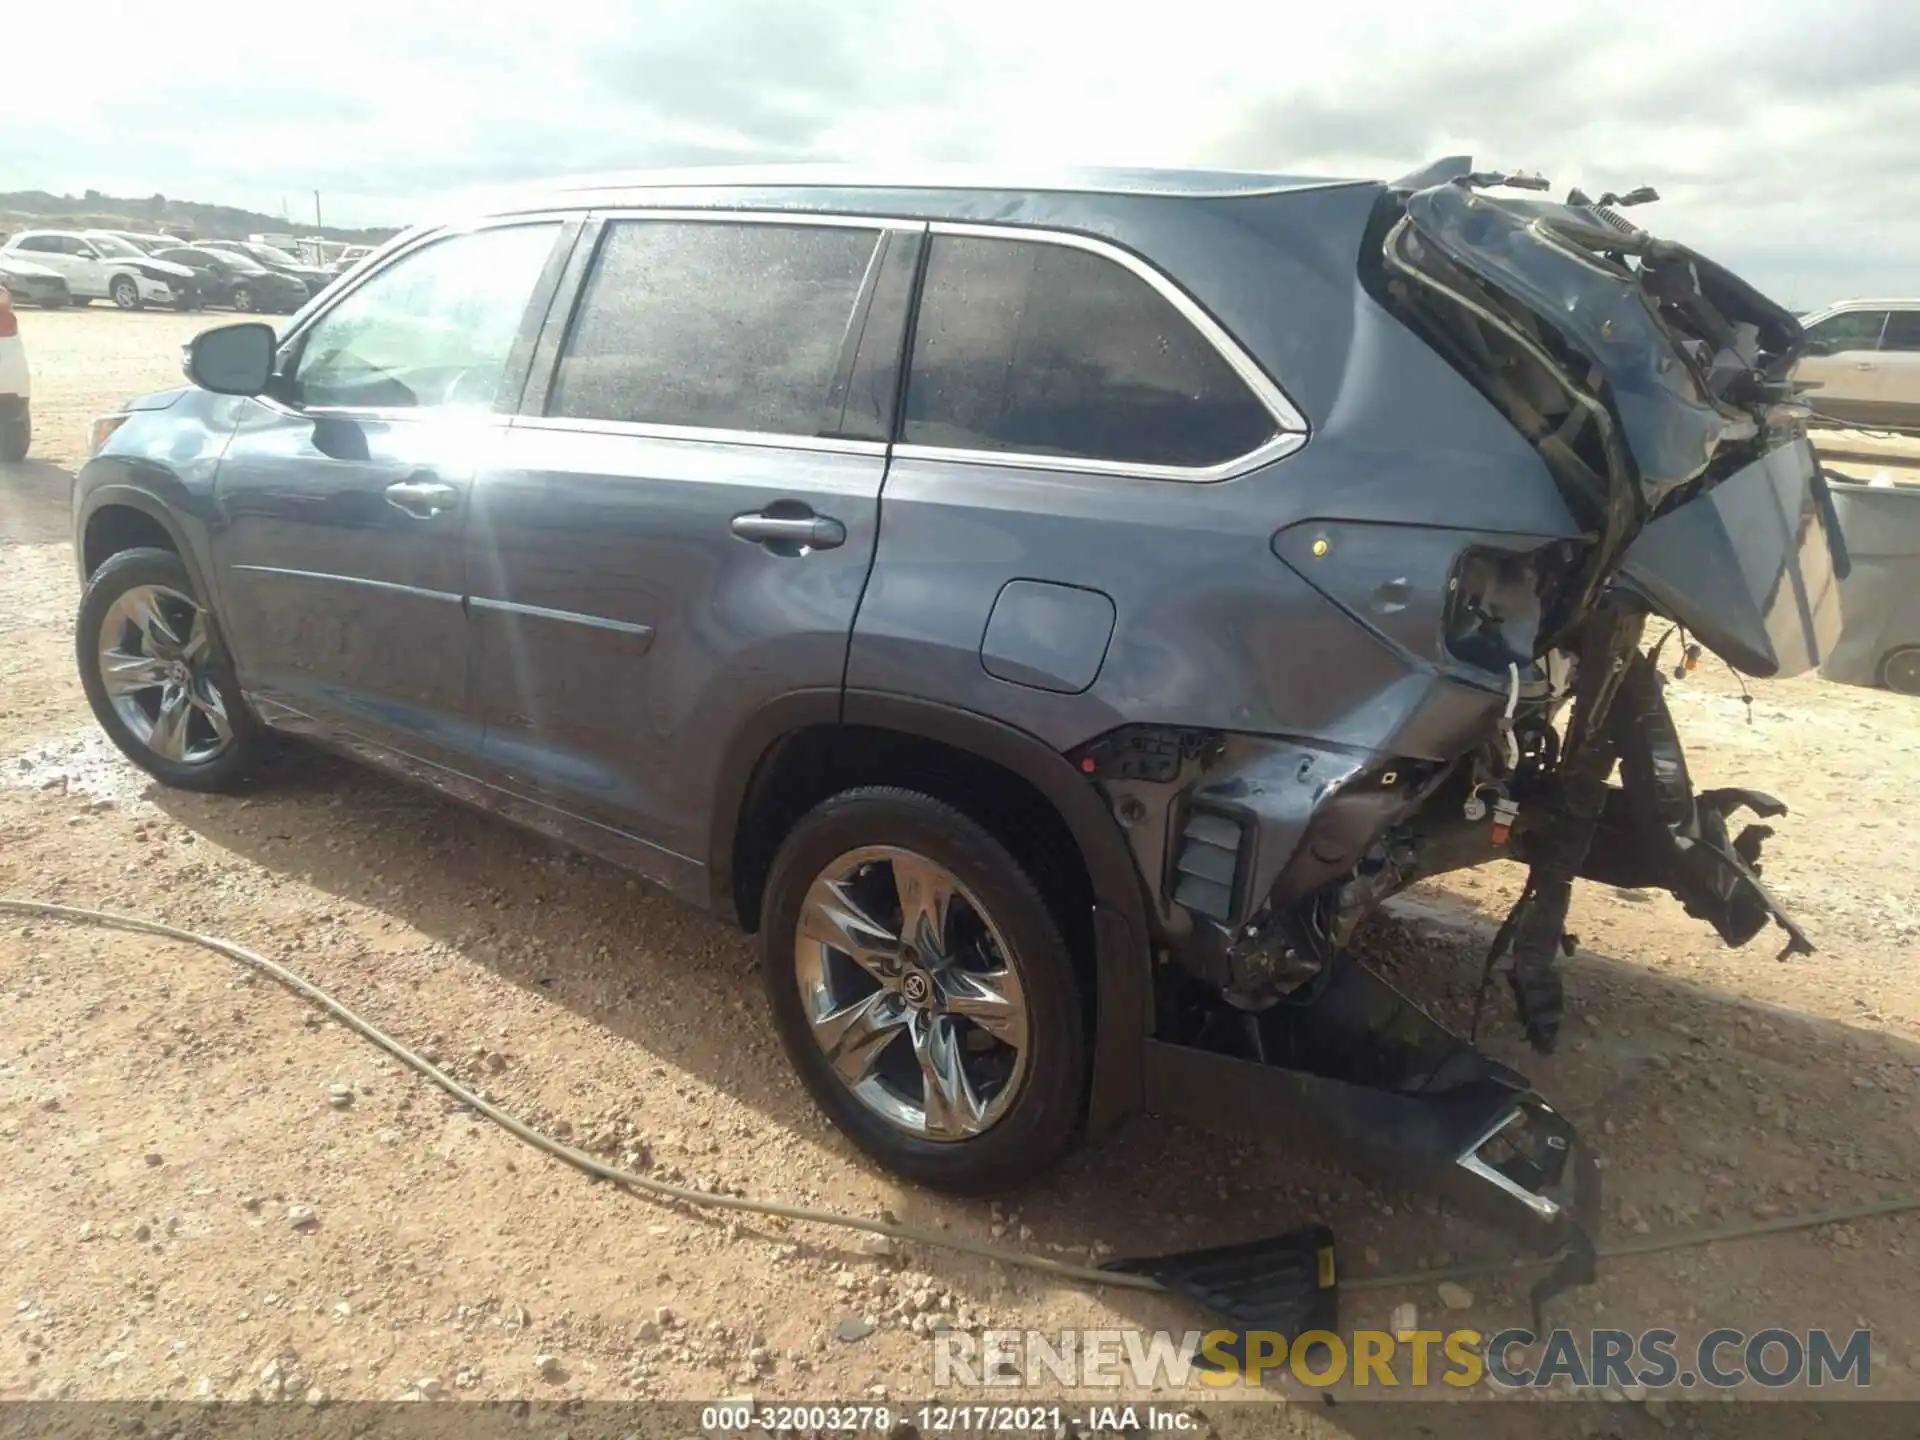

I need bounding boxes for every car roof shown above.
[1809,298,1920,314]
[522,163,1365,202]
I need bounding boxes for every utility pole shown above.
[314,191,323,230]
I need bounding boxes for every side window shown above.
[17,236,56,254]
[902,234,1276,469]
[290,223,561,411]
[547,220,882,437]
[1805,310,1887,355]
[1880,312,1920,352]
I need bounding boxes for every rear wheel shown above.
[75,548,263,791]
[110,276,142,310]
[230,285,255,313]
[1882,647,1920,697]
[760,786,1087,1195]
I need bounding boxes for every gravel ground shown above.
[2,308,1918,1427]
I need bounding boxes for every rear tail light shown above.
[0,287,17,339]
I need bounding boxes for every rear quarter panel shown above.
[850,187,1586,762]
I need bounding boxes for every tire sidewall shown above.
[112,277,141,310]
[75,547,261,791]
[1881,646,1920,697]
[761,788,1088,1195]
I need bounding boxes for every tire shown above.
[230,285,255,313]
[110,275,142,310]
[760,786,1087,1195]
[0,410,26,463]
[1881,646,1920,697]
[75,547,263,792]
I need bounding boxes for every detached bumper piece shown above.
[1133,958,1600,1332]
[1104,1225,1338,1370]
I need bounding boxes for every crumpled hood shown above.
[133,258,199,282]
[1398,183,1805,513]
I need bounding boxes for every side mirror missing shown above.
[184,322,277,397]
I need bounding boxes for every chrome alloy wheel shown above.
[95,584,233,766]
[793,845,1031,1141]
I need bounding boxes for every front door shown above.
[465,215,918,896]
[208,219,570,768]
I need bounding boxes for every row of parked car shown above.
[0,229,370,314]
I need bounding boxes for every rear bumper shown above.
[1146,959,1599,1281]
[0,345,29,405]
[5,277,67,306]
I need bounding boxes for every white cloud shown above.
[5,0,1916,305]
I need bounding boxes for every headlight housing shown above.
[88,413,130,456]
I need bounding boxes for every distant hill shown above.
[0,188,401,245]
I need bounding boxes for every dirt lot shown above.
[3,307,1918,1428]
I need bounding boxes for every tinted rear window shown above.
[549,220,882,437]
[902,234,1275,469]
[1881,311,1920,352]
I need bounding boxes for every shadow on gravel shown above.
[0,458,75,545]
[145,742,1919,1420]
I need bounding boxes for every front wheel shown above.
[110,276,142,310]
[75,547,263,791]
[759,787,1087,1195]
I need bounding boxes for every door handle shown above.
[730,508,847,551]
[385,479,461,518]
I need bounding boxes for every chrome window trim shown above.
[588,208,923,232]
[511,413,888,458]
[249,401,517,427]
[928,220,1308,432]
[891,431,1307,483]
[276,211,581,356]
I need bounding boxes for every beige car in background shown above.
[1793,299,1920,429]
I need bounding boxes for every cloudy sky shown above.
[7,0,1915,307]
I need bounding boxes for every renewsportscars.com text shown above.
[932,1326,1874,1390]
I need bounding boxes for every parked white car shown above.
[0,283,30,462]
[1792,299,1920,430]
[0,230,199,310]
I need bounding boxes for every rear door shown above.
[467,213,918,897]
[1796,308,1888,425]
[1871,310,1920,425]
[209,218,574,768]
[13,236,89,294]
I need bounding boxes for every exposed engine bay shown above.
[1082,164,1847,1320]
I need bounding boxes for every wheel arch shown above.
[711,689,1153,1134]
[76,483,218,603]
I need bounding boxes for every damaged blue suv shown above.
[72,160,1843,1291]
